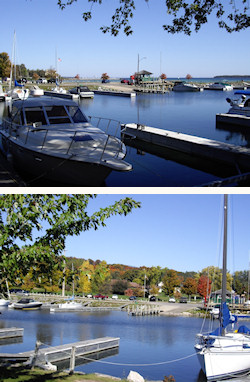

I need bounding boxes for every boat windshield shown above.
[22,104,88,126]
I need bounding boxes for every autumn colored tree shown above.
[78,260,94,294]
[186,74,192,79]
[163,269,180,296]
[160,73,167,80]
[197,275,211,300]
[181,277,197,296]
[101,73,110,81]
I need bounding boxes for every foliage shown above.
[201,266,233,292]
[57,1,250,36]
[181,277,197,295]
[160,73,167,80]
[0,195,140,290]
[112,279,129,294]
[90,260,111,294]
[125,288,134,296]
[0,52,11,78]
[162,269,180,295]
[233,270,249,295]
[197,274,211,299]
[101,72,110,80]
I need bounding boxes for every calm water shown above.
[0,309,206,381]
[1,90,249,186]
[0,309,249,381]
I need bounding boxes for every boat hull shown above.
[0,134,112,186]
[196,346,250,381]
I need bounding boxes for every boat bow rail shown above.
[1,118,130,170]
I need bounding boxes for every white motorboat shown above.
[29,85,44,97]
[216,91,250,127]
[0,96,132,186]
[225,91,250,117]
[7,84,29,100]
[50,301,83,312]
[69,86,94,98]
[9,298,42,310]
[172,80,201,92]
[195,195,250,381]
[205,82,233,91]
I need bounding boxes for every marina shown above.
[1,84,250,186]
[1,307,250,381]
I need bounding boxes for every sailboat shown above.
[195,195,250,381]
[7,31,29,101]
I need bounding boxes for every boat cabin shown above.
[5,97,89,127]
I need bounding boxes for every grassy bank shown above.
[0,366,124,382]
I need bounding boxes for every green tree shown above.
[233,270,249,296]
[91,260,111,294]
[57,1,250,36]
[0,195,140,291]
[0,52,11,78]
[112,280,128,294]
[201,266,233,292]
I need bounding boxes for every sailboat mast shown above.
[222,194,228,305]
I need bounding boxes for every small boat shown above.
[9,298,42,310]
[195,195,250,381]
[205,82,233,91]
[69,86,94,98]
[0,96,132,186]
[29,85,44,97]
[225,91,250,117]
[0,296,10,307]
[172,80,201,92]
[7,82,30,100]
[216,91,250,127]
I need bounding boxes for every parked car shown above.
[87,294,92,298]
[112,295,118,300]
[48,78,56,83]
[169,297,176,303]
[36,78,47,84]
[179,297,188,303]
[94,294,108,300]
[129,296,137,300]
[120,79,132,85]
[149,296,156,301]
[102,79,110,83]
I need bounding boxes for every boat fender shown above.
[226,98,231,104]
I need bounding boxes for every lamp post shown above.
[137,54,146,82]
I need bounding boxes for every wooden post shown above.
[69,346,76,374]
[31,340,41,369]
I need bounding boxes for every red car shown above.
[94,294,108,299]
[121,79,132,85]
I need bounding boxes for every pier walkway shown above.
[0,337,119,366]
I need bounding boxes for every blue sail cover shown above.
[235,90,250,95]
[219,302,237,328]
[14,79,23,87]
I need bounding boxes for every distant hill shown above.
[214,75,250,78]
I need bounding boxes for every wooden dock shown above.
[94,90,136,97]
[216,113,250,128]
[44,91,79,100]
[0,337,119,366]
[122,123,250,173]
[0,327,24,340]
[128,305,160,316]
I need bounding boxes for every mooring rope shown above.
[38,341,197,367]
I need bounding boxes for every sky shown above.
[1,0,250,78]
[61,192,250,273]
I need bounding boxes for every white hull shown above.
[0,299,10,306]
[196,343,250,380]
[58,302,83,309]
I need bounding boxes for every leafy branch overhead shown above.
[57,0,250,36]
[0,195,141,284]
